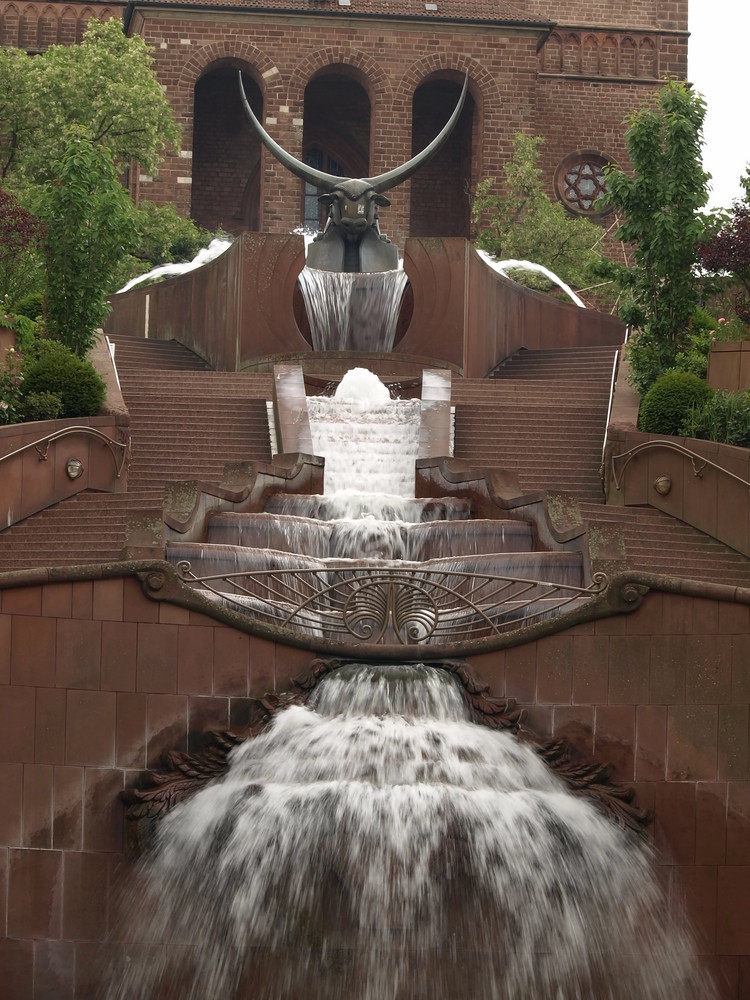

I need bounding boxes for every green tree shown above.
[110,202,214,290]
[0,48,35,181]
[36,129,134,355]
[472,134,605,290]
[0,18,180,189]
[0,187,45,309]
[599,81,710,394]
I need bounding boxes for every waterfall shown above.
[307,368,422,497]
[110,664,714,1000]
[297,267,408,352]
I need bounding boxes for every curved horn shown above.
[238,73,342,192]
[238,70,469,195]
[366,71,469,193]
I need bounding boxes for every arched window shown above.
[303,148,344,233]
[192,66,262,234]
[302,72,370,230]
[410,76,475,238]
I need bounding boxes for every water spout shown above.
[298,268,408,351]
[476,249,586,308]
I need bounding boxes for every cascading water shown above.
[307,367,421,497]
[297,268,408,352]
[110,664,714,999]
[151,357,717,997]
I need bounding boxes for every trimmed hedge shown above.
[638,371,712,436]
[21,342,106,418]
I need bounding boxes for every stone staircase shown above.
[2,336,750,588]
[452,345,618,502]
[0,337,273,571]
[578,501,750,587]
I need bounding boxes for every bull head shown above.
[239,72,468,272]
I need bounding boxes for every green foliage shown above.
[36,130,134,355]
[0,48,35,182]
[22,343,106,419]
[21,390,62,422]
[111,202,214,291]
[0,19,180,187]
[135,202,213,265]
[680,389,750,448]
[638,371,712,436]
[0,187,45,309]
[601,82,710,392]
[625,309,714,397]
[12,290,45,321]
[0,346,24,424]
[672,307,717,381]
[25,337,74,363]
[472,134,605,291]
[7,314,40,353]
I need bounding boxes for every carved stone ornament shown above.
[122,657,650,855]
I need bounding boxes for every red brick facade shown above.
[1,0,688,245]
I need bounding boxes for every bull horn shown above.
[239,70,469,194]
[238,74,340,192]
[366,71,469,193]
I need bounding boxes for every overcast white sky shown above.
[688,0,749,211]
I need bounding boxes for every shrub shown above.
[25,337,75,363]
[0,346,24,424]
[12,291,45,321]
[6,313,40,353]
[680,390,750,448]
[626,309,718,396]
[21,390,62,422]
[22,344,106,418]
[673,307,718,382]
[626,329,676,397]
[638,371,712,436]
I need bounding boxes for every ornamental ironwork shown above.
[174,560,608,645]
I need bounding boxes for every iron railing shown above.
[600,347,620,476]
[175,560,608,645]
[0,425,129,478]
[610,438,750,493]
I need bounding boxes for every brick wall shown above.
[2,1,687,243]
[129,10,673,245]
[0,3,123,50]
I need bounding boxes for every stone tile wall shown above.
[0,573,747,997]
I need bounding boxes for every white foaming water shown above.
[298,267,408,351]
[477,249,586,308]
[116,238,232,293]
[110,664,714,1000]
[307,369,421,497]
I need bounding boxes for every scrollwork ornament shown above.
[343,579,439,644]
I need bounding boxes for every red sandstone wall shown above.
[0,570,747,998]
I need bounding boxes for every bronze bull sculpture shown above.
[239,72,468,272]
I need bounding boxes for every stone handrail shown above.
[605,426,750,558]
[0,418,130,529]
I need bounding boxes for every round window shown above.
[555,152,614,217]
